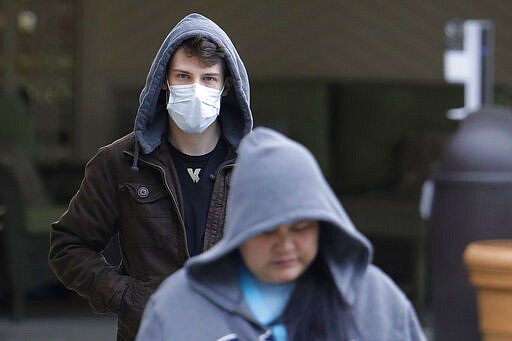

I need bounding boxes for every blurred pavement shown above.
[0,285,117,341]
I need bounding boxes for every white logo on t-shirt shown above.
[187,168,201,183]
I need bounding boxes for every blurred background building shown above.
[1,1,512,339]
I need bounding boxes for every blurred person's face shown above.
[239,220,319,284]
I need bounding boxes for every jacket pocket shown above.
[118,183,180,247]
[120,183,170,212]
[117,276,154,340]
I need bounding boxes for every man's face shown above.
[164,47,225,90]
[239,220,319,284]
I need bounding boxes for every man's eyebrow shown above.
[170,69,221,77]
[202,72,222,76]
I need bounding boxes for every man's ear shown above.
[222,77,233,96]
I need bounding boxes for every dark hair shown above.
[180,36,229,76]
[281,251,349,340]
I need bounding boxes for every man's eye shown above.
[204,76,216,82]
[177,74,189,79]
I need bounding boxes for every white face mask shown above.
[166,82,224,134]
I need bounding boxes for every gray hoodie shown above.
[133,13,252,160]
[137,128,426,340]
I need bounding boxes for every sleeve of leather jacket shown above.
[48,144,129,314]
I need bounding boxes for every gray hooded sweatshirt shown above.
[137,128,426,340]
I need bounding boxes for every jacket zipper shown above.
[129,155,191,259]
[216,161,235,177]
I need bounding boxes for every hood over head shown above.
[134,13,252,155]
[186,127,373,306]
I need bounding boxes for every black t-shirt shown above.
[169,138,227,256]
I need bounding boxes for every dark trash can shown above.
[429,106,512,341]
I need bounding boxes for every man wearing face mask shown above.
[48,13,252,341]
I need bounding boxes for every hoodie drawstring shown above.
[131,138,140,172]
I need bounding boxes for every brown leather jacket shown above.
[49,133,236,339]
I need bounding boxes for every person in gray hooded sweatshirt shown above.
[49,13,252,340]
[137,127,426,341]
